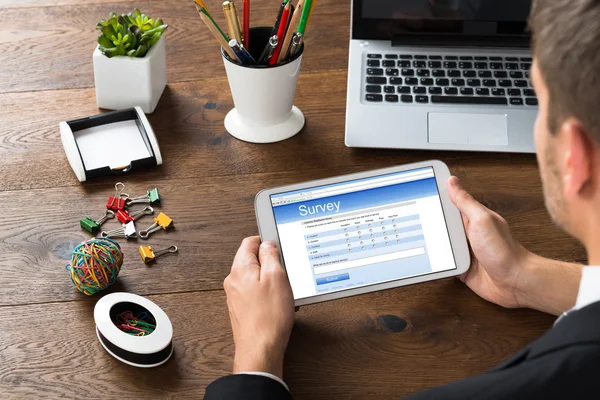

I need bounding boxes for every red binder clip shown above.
[106,182,128,211]
[116,209,134,224]
[116,206,154,224]
[106,196,126,211]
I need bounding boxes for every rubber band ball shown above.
[66,237,124,295]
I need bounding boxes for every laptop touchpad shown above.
[428,113,508,146]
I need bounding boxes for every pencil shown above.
[194,0,210,13]
[243,0,250,48]
[278,0,304,63]
[297,0,312,35]
[195,3,240,61]
[305,0,316,33]
[270,0,290,38]
[195,2,229,41]
[270,1,292,65]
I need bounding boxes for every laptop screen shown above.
[353,0,532,42]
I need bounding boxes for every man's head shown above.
[529,0,600,244]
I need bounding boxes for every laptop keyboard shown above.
[363,53,537,106]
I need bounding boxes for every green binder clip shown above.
[80,210,115,233]
[148,188,160,204]
[127,188,160,206]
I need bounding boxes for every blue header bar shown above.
[272,177,439,225]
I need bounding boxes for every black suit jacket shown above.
[205,301,600,399]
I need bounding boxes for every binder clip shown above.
[127,188,160,206]
[106,182,129,211]
[139,212,174,240]
[116,206,154,224]
[100,221,137,239]
[80,210,115,233]
[139,245,178,264]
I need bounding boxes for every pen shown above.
[243,0,250,48]
[257,35,279,65]
[223,1,243,44]
[288,32,303,59]
[270,1,293,65]
[297,0,312,35]
[229,39,256,64]
[278,0,304,63]
[194,2,240,61]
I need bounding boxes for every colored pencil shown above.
[297,0,312,35]
[195,1,229,41]
[194,2,240,61]
[243,0,250,48]
[278,0,304,63]
[305,0,316,32]
[194,0,210,13]
[270,1,293,65]
[270,0,291,38]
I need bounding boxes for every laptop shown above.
[345,0,536,153]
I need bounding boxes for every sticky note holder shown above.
[59,107,162,182]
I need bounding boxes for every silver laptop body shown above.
[345,0,537,153]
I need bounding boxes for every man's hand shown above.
[224,237,295,380]
[448,176,532,309]
[448,176,582,315]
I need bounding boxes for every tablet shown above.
[255,160,470,306]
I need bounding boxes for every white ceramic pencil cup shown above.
[222,27,305,143]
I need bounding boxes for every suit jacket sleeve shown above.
[204,374,291,400]
[402,343,600,399]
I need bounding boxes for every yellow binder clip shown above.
[139,245,178,264]
[139,212,174,239]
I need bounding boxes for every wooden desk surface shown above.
[0,0,586,398]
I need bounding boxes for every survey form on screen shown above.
[270,167,457,300]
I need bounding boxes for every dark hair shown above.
[529,0,600,142]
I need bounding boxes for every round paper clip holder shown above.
[94,292,173,368]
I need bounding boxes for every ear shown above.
[560,118,593,199]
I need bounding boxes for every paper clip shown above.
[138,212,174,240]
[139,245,178,264]
[80,210,115,233]
[106,182,129,211]
[116,206,154,224]
[127,188,160,206]
[100,221,137,239]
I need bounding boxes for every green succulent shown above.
[97,9,168,58]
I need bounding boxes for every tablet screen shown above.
[270,167,457,300]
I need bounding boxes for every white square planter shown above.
[93,35,167,114]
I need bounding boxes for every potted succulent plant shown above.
[93,9,168,113]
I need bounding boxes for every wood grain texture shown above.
[0,282,555,399]
[0,0,133,8]
[0,0,349,93]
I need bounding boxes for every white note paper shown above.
[74,120,151,170]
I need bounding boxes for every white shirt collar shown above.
[555,266,600,325]
[574,266,600,310]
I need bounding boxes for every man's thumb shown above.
[258,241,281,271]
[447,176,486,219]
